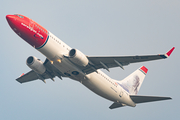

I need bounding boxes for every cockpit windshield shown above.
[14,14,24,18]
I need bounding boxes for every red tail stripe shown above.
[140,66,148,74]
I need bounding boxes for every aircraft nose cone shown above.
[6,15,15,22]
[6,15,16,27]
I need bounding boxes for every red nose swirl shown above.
[6,14,49,49]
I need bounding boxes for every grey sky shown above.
[1,0,179,120]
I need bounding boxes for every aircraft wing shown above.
[82,47,175,74]
[16,59,65,83]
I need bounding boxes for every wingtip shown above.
[19,73,25,77]
[168,97,172,100]
[166,47,175,57]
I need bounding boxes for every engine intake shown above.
[26,56,46,74]
[69,49,89,67]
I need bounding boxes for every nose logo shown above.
[21,23,44,39]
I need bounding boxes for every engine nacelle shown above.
[69,49,89,67]
[26,56,46,74]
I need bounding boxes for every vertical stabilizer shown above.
[118,66,148,95]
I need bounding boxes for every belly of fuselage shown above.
[81,71,121,102]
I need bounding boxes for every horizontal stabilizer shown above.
[130,95,172,104]
[109,102,126,109]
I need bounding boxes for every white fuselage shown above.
[38,31,135,106]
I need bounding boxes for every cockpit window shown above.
[14,14,24,18]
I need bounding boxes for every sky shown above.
[1,0,180,120]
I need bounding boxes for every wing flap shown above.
[130,95,172,104]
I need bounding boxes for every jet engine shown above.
[26,56,46,74]
[68,49,89,67]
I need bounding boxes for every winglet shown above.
[166,47,175,57]
[19,73,25,77]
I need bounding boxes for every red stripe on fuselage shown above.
[6,14,48,49]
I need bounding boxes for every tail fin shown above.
[118,66,148,95]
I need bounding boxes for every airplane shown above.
[6,14,175,109]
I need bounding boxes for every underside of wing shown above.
[130,95,172,104]
[16,70,39,83]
